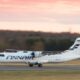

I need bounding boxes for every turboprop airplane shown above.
[28,38,80,67]
[0,50,42,63]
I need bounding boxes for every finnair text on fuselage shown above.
[0,51,42,62]
[6,56,32,60]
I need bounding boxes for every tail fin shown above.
[69,38,80,50]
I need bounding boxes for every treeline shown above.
[0,30,80,51]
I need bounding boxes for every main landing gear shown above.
[28,63,42,67]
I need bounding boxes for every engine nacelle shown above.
[31,51,42,58]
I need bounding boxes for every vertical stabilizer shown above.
[69,38,80,50]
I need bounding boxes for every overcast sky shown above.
[0,0,80,33]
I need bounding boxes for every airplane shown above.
[28,37,80,67]
[0,50,42,63]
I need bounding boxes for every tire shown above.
[38,63,42,67]
[29,63,33,67]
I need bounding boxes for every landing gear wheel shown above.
[29,63,33,67]
[38,64,42,67]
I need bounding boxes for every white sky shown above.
[0,0,80,33]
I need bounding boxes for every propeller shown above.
[31,52,35,59]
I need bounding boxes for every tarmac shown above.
[0,65,80,71]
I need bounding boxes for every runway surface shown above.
[0,65,80,71]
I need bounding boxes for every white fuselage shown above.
[32,38,80,64]
[0,38,80,67]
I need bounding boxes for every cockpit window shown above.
[0,54,5,57]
